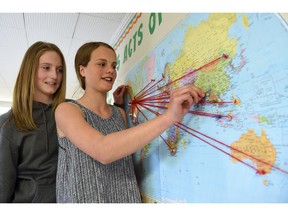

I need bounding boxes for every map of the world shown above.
[125,13,288,203]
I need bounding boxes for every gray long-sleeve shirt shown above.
[0,101,58,202]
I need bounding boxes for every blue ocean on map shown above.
[125,13,288,203]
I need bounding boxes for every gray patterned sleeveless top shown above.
[56,100,141,203]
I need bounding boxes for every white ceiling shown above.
[0,13,134,108]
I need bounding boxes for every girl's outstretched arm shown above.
[55,85,205,164]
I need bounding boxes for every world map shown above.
[124,13,288,203]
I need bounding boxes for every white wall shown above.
[0,101,11,115]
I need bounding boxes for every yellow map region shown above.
[160,14,246,155]
[230,129,276,174]
[165,13,245,97]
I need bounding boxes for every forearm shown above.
[96,113,174,164]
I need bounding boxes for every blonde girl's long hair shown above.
[12,41,67,131]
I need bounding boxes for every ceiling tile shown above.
[74,13,120,44]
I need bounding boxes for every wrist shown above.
[162,112,178,126]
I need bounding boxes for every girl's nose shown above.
[106,65,115,74]
[50,68,58,78]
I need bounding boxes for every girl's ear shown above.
[79,65,85,77]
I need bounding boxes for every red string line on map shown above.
[175,123,288,175]
[134,53,229,101]
[129,54,230,124]
[134,98,288,175]
[127,53,288,175]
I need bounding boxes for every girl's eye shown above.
[57,68,63,73]
[98,63,106,67]
[43,66,50,71]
